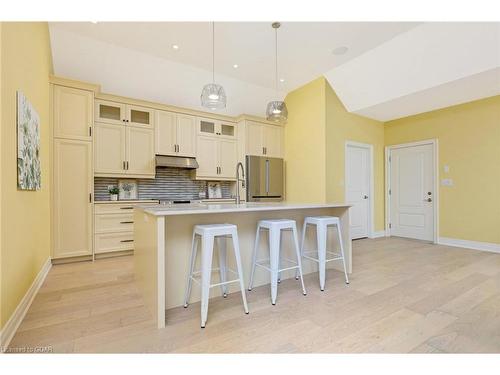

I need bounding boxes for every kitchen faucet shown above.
[235,162,245,204]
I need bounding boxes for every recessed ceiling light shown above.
[172,44,179,50]
[279,78,285,82]
[233,64,239,68]
[332,46,349,55]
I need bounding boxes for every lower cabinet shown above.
[94,201,157,255]
[53,139,93,259]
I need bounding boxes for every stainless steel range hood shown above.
[155,155,199,169]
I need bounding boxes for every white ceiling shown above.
[325,22,500,121]
[49,22,419,118]
[49,22,500,121]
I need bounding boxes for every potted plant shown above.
[108,186,119,201]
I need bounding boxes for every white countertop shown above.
[137,202,351,216]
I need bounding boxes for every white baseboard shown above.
[438,237,500,254]
[370,231,386,239]
[0,257,52,352]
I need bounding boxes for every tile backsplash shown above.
[94,168,233,201]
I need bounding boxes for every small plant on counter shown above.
[108,187,119,201]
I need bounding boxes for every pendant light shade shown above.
[201,83,226,110]
[266,22,287,123]
[201,22,226,110]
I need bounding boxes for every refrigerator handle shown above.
[265,159,270,194]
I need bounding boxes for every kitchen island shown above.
[134,202,352,328]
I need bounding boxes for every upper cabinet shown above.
[53,85,94,141]
[95,100,154,128]
[198,117,237,139]
[155,110,196,157]
[244,120,283,158]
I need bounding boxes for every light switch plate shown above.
[441,178,453,186]
[443,165,450,173]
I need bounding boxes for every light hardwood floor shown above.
[7,237,500,353]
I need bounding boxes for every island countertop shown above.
[137,202,352,216]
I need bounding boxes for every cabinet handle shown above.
[120,239,134,243]
[126,161,129,170]
[123,161,126,170]
[89,126,92,137]
[120,207,134,210]
[177,144,180,153]
[120,221,134,224]
[89,193,92,203]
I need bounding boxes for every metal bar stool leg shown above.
[200,234,214,328]
[336,224,349,284]
[248,225,260,291]
[296,220,308,280]
[292,222,307,296]
[231,229,249,314]
[217,237,228,297]
[269,228,280,305]
[183,231,198,308]
[317,223,327,291]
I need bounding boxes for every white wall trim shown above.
[0,257,52,352]
[438,237,500,254]
[371,231,386,239]
[385,138,439,244]
[345,141,375,239]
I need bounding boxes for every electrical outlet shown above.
[441,178,453,186]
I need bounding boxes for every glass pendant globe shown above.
[201,83,226,110]
[266,100,288,123]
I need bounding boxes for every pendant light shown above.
[266,22,288,123]
[201,22,226,110]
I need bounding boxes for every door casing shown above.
[385,139,439,243]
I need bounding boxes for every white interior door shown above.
[389,143,434,241]
[346,144,370,239]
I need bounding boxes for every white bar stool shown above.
[296,216,349,291]
[248,219,307,305]
[183,223,249,328]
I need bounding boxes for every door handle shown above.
[424,198,432,202]
[363,195,368,199]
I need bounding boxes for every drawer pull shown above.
[120,221,134,224]
[120,207,134,210]
[120,239,134,243]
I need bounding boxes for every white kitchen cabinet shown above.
[196,135,237,180]
[198,117,236,139]
[53,85,94,141]
[244,120,282,157]
[126,126,155,176]
[95,100,154,128]
[155,110,196,157]
[94,123,155,178]
[53,139,93,259]
[196,135,219,178]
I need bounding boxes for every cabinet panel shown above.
[196,136,219,178]
[94,123,126,175]
[176,114,196,157]
[264,124,282,157]
[218,139,238,179]
[155,110,176,155]
[127,105,154,128]
[53,139,93,259]
[95,100,126,125]
[126,127,155,176]
[53,86,93,140]
[95,213,134,233]
[95,232,134,254]
[246,121,264,156]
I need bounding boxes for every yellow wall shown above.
[284,77,327,202]
[0,22,53,329]
[385,96,500,244]
[325,83,386,232]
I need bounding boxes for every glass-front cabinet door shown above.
[198,118,236,139]
[198,118,217,136]
[127,105,154,128]
[95,100,126,125]
[219,122,236,139]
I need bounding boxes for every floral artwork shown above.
[118,180,138,200]
[17,91,41,190]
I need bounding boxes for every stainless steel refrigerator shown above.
[246,155,284,202]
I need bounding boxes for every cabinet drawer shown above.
[95,213,134,233]
[95,203,137,214]
[94,232,134,254]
